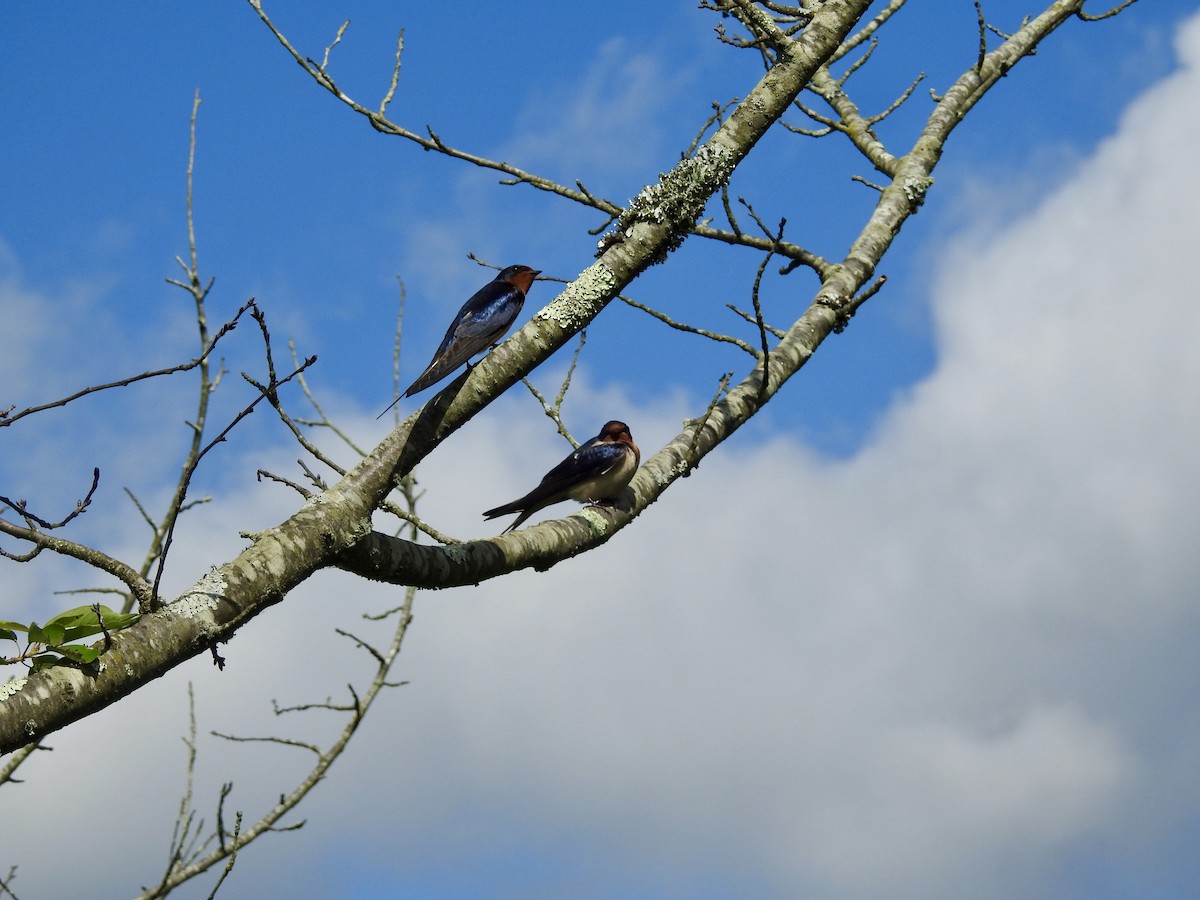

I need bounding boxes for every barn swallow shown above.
[483,420,640,532]
[378,264,541,417]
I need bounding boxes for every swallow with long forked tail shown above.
[378,264,541,417]
[483,421,640,532]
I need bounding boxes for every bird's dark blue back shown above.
[540,436,624,485]
[431,279,523,357]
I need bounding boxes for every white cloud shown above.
[392,32,694,320]
[5,11,1200,900]
[505,36,688,179]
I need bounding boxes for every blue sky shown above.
[1,1,1182,457]
[3,3,1200,899]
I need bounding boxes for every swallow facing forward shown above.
[483,421,640,533]
[379,264,541,417]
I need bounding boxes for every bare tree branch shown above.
[246,1,625,215]
[0,516,154,612]
[136,587,417,898]
[1077,0,1139,20]
[522,330,587,447]
[0,302,251,430]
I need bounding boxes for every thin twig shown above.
[617,295,760,357]
[140,580,419,898]
[683,372,734,472]
[974,0,988,73]
[379,29,404,115]
[247,0,623,215]
[834,274,888,333]
[0,303,251,429]
[0,741,48,787]
[0,517,154,611]
[725,303,786,338]
[521,331,587,447]
[151,314,317,606]
[319,19,349,72]
[0,865,20,900]
[0,468,99,531]
[387,276,407,425]
[1077,0,1138,20]
[205,812,242,900]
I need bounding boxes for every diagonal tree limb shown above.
[1,0,1096,755]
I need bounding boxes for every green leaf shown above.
[42,605,101,641]
[12,607,139,657]
[28,622,65,646]
[41,605,139,643]
[52,644,102,665]
[30,654,63,673]
[94,607,139,633]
